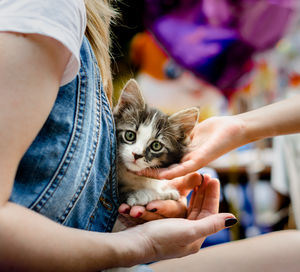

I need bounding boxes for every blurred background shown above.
[110,0,300,247]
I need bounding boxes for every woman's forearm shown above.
[0,201,233,271]
[237,95,300,144]
[151,230,300,272]
[0,202,136,271]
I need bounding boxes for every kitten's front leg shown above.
[127,189,158,206]
[160,183,180,202]
[126,180,180,206]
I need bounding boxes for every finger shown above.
[136,167,163,179]
[187,186,198,216]
[190,213,237,240]
[129,205,147,218]
[146,198,187,218]
[198,178,220,219]
[188,175,220,220]
[130,205,165,221]
[181,148,204,162]
[158,160,199,180]
[138,211,165,221]
[126,205,164,221]
[171,172,204,195]
[119,204,146,225]
[118,203,131,215]
[181,146,219,168]
[188,174,209,220]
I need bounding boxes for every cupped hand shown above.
[118,172,205,222]
[139,115,246,180]
[117,175,236,265]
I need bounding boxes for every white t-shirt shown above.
[0,0,86,86]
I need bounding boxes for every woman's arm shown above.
[150,230,300,272]
[0,33,69,205]
[238,95,300,141]
[0,32,120,271]
[0,33,234,271]
[145,95,300,179]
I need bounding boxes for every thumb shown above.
[158,160,199,180]
[172,172,204,194]
[191,213,237,238]
[136,168,162,179]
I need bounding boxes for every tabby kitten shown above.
[114,79,199,206]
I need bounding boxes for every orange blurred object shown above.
[290,73,300,87]
[130,31,168,80]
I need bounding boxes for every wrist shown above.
[108,229,152,268]
[79,231,136,270]
[235,112,267,145]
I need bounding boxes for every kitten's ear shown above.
[114,79,145,114]
[169,107,199,135]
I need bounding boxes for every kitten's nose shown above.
[132,152,143,161]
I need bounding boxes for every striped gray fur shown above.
[113,79,199,206]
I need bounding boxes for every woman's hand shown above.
[118,172,205,222]
[118,115,244,223]
[115,175,236,266]
[139,116,246,180]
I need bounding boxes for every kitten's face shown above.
[114,79,199,172]
[116,109,183,172]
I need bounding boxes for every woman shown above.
[0,0,235,271]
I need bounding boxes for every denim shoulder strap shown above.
[11,36,119,232]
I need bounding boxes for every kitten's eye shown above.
[150,141,163,152]
[124,130,136,142]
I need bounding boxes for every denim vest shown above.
[10,37,120,232]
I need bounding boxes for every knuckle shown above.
[190,244,200,254]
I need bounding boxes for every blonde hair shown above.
[85,0,115,104]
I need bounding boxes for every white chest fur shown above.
[118,166,179,206]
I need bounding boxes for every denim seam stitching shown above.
[98,81,119,208]
[85,171,113,230]
[84,61,112,230]
[105,205,119,232]
[106,96,120,206]
[58,61,102,224]
[30,73,86,212]
[98,78,120,206]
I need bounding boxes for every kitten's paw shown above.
[126,187,180,206]
[127,195,140,206]
[127,191,150,206]
[164,188,180,201]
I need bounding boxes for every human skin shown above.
[134,96,300,220]
[150,229,300,272]
[0,32,234,271]
[118,172,206,220]
[140,95,300,180]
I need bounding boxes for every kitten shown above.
[113,79,199,206]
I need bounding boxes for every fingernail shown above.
[149,208,157,213]
[225,218,238,227]
[121,208,130,214]
[200,173,204,182]
[135,212,143,218]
